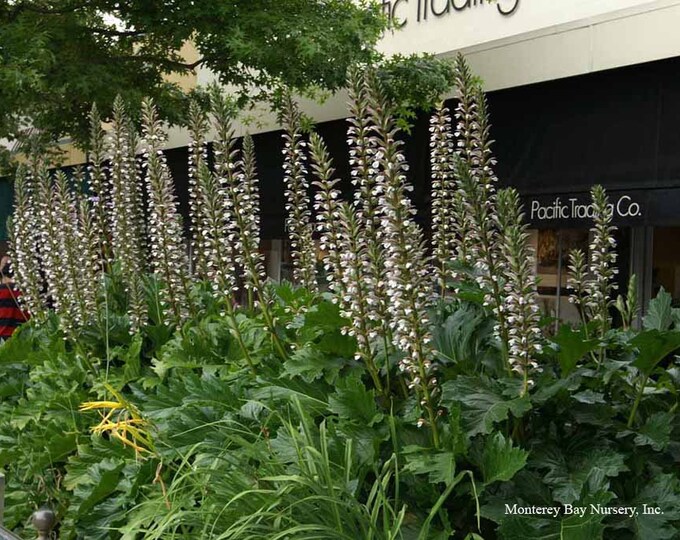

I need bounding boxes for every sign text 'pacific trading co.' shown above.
[529,195,643,222]
[382,0,520,28]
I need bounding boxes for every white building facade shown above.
[178,0,680,318]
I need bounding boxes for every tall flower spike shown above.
[53,170,92,334]
[210,100,262,292]
[567,248,589,326]
[210,94,283,365]
[8,166,47,320]
[280,91,318,292]
[429,104,457,291]
[241,133,288,359]
[77,194,102,324]
[336,202,383,393]
[198,91,238,298]
[309,131,346,299]
[346,67,392,351]
[496,188,543,396]
[126,122,148,259]
[586,185,618,336]
[240,134,266,290]
[453,54,480,174]
[187,100,211,277]
[32,159,68,320]
[364,69,440,447]
[87,103,111,266]
[452,55,509,361]
[141,98,193,328]
[107,96,148,331]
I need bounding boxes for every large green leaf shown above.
[631,474,680,539]
[630,330,680,376]
[282,344,347,384]
[633,411,673,451]
[479,432,528,485]
[403,447,456,484]
[328,376,383,427]
[432,303,494,368]
[497,517,560,540]
[71,458,125,517]
[643,287,674,331]
[441,376,531,437]
[551,325,599,376]
[533,444,627,505]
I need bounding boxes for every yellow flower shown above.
[80,384,154,456]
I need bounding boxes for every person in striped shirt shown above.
[0,257,29,340]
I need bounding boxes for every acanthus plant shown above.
[496,188,543,395]
[346,66,393,359]
[141,98,195,329]
[32,157,69,323]
[188,95,237,299]
[567,184,619,342]
[364,68,441,446]
[52,170,97,335]
[106,96,148,332]
[4,59,680,540]
[210,92,287,363]
[451,54,511,367]
[585,184,619,338]
[280,92,318,293]
[335,201,386,394]
[86,104,111,266]
[7,166,47,321]
[76,194,103,322]
[309,128,387,393]
[567,247,589,328]
[186,100,211,279]
[309,130,346,300]
[429,103,457,293]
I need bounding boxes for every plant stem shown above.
[224,298,257,375]
[627,373,649,428]
[247,288,254,313]
[382,333,392,396]
[257,296,288,360]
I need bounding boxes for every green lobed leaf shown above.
[402,446,457,484]
[533,445,627,505]
[633,411,673,451]
[282,344,347,384]
[551,325,599,376]
[479,432,528,485]
[643,287,674,331]
[71,458,126,517]
[630,474,680,539]
[630,330,680,376]
[328,376,383,427]
[441,376,531,437]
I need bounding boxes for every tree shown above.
[0,0,385,158]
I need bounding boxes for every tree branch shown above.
[87,27,146,37]
[112,54,208,72]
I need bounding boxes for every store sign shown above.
[527,194,643,224]
[382,0,520,28]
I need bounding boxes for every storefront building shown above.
[183,0,680,318]
[5,0,680,318]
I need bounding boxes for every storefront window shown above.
[532,228,589,325]
[652,227,680,305]
[531,227,631,326]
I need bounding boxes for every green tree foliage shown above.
[0,0,385,156]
